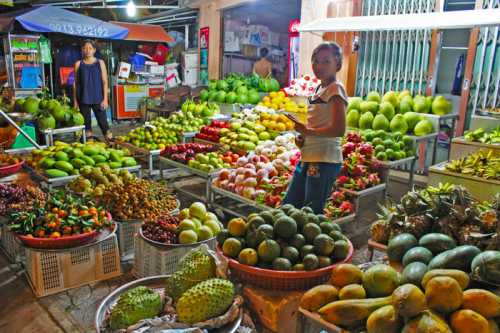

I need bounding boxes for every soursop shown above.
[108,286,162,330]
[165,250,216,301]
[176,278,235,324]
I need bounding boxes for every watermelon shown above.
[236,94,248,104]
[269,78,280,92]
[216,91,227,103]
[217,80,229,92]
[208,80,217,91]
[200,89,209,101]
[225,92,237,104]
[247,91,260,104]
[259,79,271,92]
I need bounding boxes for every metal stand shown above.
[43,125,86,146]
[432,113,459,162]
[340,183,387,213]
[412,132,439,174]
[379,156,417,193]
[0,109,40,149]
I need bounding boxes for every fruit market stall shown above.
[449,127,500,160]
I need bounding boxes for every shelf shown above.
[12,49,38,54]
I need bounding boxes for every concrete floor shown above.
[0,122,425,333]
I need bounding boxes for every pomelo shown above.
[346,109,361,128]
[372,114,390,131]
[403,112,420,131]
[366,91,381,103]
[359,112,374,130]
[390,114,409,134]
[379,101,395,120]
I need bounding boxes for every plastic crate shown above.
[0,223,25,263]
[24,235,121,297]
[132,233,216,278]
[116,219,143,260]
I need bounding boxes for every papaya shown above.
[80,155,95,166]
[421,269,469,290]
[402,246,433,266]
[488,319,500,333]
[387,233,418,261]
[418,233,456,254]
[329,263,363,288]
[470,250,500,284]
[54,151,69,162]
[428,245,481,272]
[362,264,401,297]
[122,157,137,167]
[402,262,428,287]
[83,145,100,156]
[54,161,74,173]
[366,305,402,333]
[45,169,69,178]
[450,309,489,333]
[461,289,500,318]
[338,284,366,300]
[300,284,338,312]
[417,310,453,332]
[318,296,392,326]
[91,154,107,163]
[401,316,419,333]
[425,276,462,314]
[391,283,427,318]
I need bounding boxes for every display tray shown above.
[210,184,272,211]
[378,156,415,168]
[450,137,500,160]
[26,165,142,187]
[0,160,24,178]
[94,275,243,333]
[159,156,219,179]
[340,183,386,197]
[218,240,354,290]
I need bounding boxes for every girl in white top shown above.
[282,42,347,214]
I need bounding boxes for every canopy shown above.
[111,21,174,43]
[299,9,500,33]
[0,6,128,39]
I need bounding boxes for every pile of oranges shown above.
[257,112,295,132]
[259,91,308,114]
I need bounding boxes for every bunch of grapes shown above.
[0,183,46,216]
[142,215,179,244]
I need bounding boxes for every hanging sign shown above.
[39,36,52,64]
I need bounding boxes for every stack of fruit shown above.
[68,166,136,197]
[0,153,21,167]
[0,181,46,216]
[387,231,500,286]
[355,130,415,161]
[165,111,210,133]
[118,117,182,150]
[141,214,179,244]
[14,96,85,131]
[258,91,308,114]
[194,120,230,143]
[96,179,178,221]
[174,202,223,244]
[232,105,275,123]
[284,75,320,97]
[323,190,355,220]
[107,250,237,329]
[300,262,500,332]
[27,142,137,178]
[186,152,233,173]
[445,150,499,180]
[370,183,498,248]
[219,119,277,152]
[180,99,220,118]
[8,190,111,239]
[257,111,295,133]
[464,127,500,144]
[212,153,298,205]
[346,90,442,136]
[337,136,382,191]
[217,205,351,271]
[161,142,223,169]
[254,133,300,162]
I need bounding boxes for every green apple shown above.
[179,219,196,231]
[197,225,214,241]
[203,219,221,235]
[179,230,198,244]
[258,131,271,140]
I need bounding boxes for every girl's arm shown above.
[73,61,80,108]
[99,59,109,108]
[306,96,346,137]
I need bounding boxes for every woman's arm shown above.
[99,59,109,109]
[73,61,80,108]
[306,96,346,137]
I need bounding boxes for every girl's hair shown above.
[312,42,343,70]
[82,39,97,49]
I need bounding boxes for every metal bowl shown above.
[6,112,35,123]
[95,275,242,333]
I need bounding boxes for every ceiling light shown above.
[126,0,136,17]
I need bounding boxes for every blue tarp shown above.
[14,6,128,39]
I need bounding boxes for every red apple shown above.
[244,168,257,179]
[218,169,230,181]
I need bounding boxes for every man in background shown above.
[253,47,272,78]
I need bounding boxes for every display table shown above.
[450,137,499,160]
[428,161,500,201]
[43,125,86,146]
[340,183,387,213]
[209,183,271,217]
[379,156,416,191]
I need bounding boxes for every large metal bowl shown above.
[95,275,242,333]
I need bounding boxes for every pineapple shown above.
[479,210,497,232]
[370,204,393,244]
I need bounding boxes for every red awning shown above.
[111,21,174,43]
